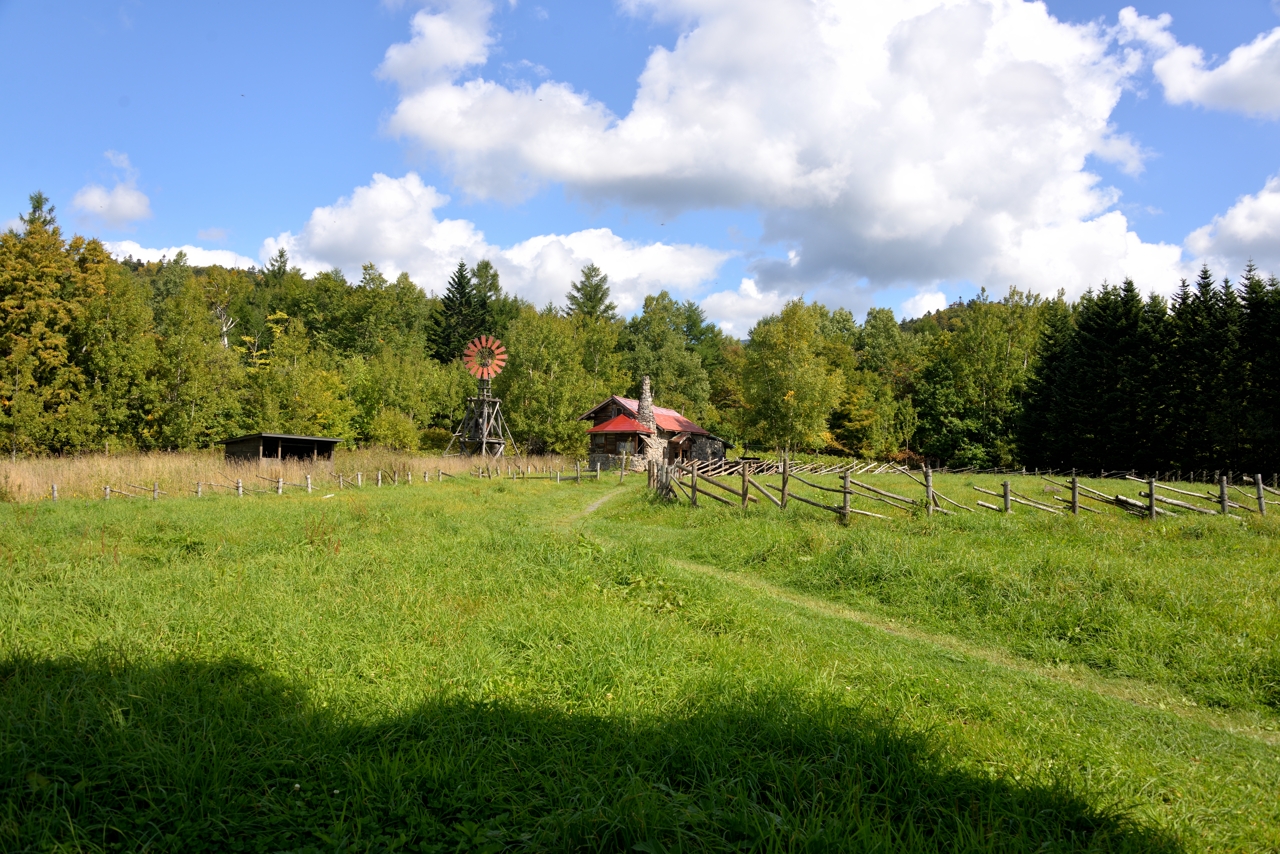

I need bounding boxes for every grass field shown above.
[1,471,1277,851]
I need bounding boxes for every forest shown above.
[2,192,1278,471]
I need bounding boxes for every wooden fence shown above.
[646,457,1278,523]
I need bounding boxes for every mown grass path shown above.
[2,479,1277,852]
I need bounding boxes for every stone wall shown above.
[690,437,725,462]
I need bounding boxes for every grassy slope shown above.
[0,478,1275,851]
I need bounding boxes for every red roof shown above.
[586,413,652,435]
[579,395,709,436]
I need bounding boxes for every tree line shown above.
[2,193,1277,470]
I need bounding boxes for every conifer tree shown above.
[1239,262,1280,471]
[430,260,490,361]
[565,264,617,321]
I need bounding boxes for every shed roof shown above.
[217,432,343,445]
[578,396,709,435]
[586,414,653,435]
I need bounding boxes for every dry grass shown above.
[0,449,580,502]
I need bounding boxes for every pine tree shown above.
[430,260,491,360]
[565,264,617,321]
[1239,262,1280,471]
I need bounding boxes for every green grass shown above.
[1,477,1277,851]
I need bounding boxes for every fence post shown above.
[196,481,202,498]
[556,470,561,484]
[1257,474,1266,516]
[1220,475,1229,515]
[306,474,312,494]
[781,452,789,509]
[691,460,699,507]
[105,485,110,500]
[377,470,382,487]
[596,462,601,481]
[924,466,933,517]
[842,469,851,523]
[1002,480,1011,513]
[237,479,243,497]
[51,484,57,502]
[1147,476,1156,520]
[277,477,283,496]
[153,482,159,500]
[339,474,344,490]
[1071,476,1079,515]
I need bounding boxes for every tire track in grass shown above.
[667,556,1280,747]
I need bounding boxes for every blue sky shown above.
[3,0,1279,333]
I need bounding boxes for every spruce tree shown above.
[565,264,617,321]
[431,260,489,360]
[1240,262,1280,471]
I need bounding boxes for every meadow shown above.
[1,465,1277,852]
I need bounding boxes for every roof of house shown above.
[579,395,709,435]
[217,433,342,445]
[586,414,653,435]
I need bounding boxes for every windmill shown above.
[445,335,518,458]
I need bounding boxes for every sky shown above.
[2,0,1280,334]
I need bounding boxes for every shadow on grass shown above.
[2,655,1178,853]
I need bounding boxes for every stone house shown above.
[580,377,729,469]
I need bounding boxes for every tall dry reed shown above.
[0,450,580,502]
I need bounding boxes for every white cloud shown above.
[1185,175,1280,275]
[71,151,152,229]
[104,240,257,269]
[1120,8,1280,117]
[379,0,1184,300]
[700,278,793,334]
[261,172,728,314]
[3,217,22,233]
[902,290,948,319]
[197,227,229,242]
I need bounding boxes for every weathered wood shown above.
[931,489,973,512]
[1009,489,1061,513]
[976,500,1002,512]
[924,467,933,517]
[746,475,783,507]
[1071,476,1079,515]
[743,461,750,509]
[1258,474,1266,517]
[759,482,887,518]
[690,461,698,507]
[1003,480,1012,513]
[676,475,735,506]
[1053,495,1099,514]
[1116,494,1175,517]
[1139,491,1216,515]
[1147,476,1156,521]
[781,453,789,509]
[1219,476,1229,515]
[849,479,917,505]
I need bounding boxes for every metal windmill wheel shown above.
[462,335,508,380]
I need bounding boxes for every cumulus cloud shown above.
[700,278,794,334]
[104,240,257,269]
[260,172,728,315]
[71,151,152,229]
[1120,7,1280,117]
[902,290,948,319]
[1185,175,1280,275]
[379,0,1185,300]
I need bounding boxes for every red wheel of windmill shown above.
[462,335,508,379]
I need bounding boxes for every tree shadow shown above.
[1,654,1179,853]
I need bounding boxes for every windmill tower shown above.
[445,335,518,459]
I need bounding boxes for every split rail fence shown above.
[646,457,1278,524]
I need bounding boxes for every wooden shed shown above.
[218,433,341,464]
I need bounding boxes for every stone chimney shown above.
[637,375,657,433]
[634,375,662,468]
